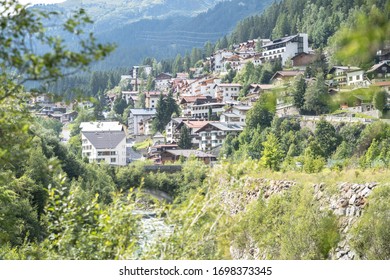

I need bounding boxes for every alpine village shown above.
[1,0,390,261]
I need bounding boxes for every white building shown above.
[262,33,309,65]
[214,83,242,103]
[220,107,250,125]
[132,65,152,79]
[80,122,127,166]
[128,108,156,135]
[329,66,368,87]
[346,69,367,87]
[195,122,243,151]
[155,73,172,91]
[212,49,234,73]
[190,103,225,119]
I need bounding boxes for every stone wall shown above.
[221,177,378,260]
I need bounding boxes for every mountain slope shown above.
[37,0,273,69]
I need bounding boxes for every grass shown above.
[133,138,152,151]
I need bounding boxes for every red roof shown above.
[374,81,390,87]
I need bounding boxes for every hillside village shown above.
[29,32,390,166]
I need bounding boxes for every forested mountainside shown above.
[35,0,272,69]
[229,0,388,47]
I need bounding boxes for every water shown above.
[133,210,173,256]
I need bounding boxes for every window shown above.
[111,158,116,163]
[349,76,353,82]
[356,75,360,80]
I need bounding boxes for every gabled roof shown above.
[83,131,125,149]
[215,83,242,88]
[366,61,390,73]
[195,122,244,133]
[271,70,304,81]
[179,120,210,130]
[156,73,172,80]
[130,108,156,116]
[263,34,299,48]
[374,81,390,87]
[329,66,361,74]
[179,96,208,104]
[80,122,123,132]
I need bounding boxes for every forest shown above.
[1,0,390,260]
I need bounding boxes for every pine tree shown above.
[178,126,192,149]
[292,75,306,111]
[260,132,284,170]
[303,73,328,115]
[153,93,167,132]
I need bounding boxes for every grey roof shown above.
[130,108,156,116]
[83,131,125,149]
[263,34,298,48]
[80,121,123,132]
[195,122,244,133]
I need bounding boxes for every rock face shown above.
[220,178,296,215]
[222,177,378,260]
[313,182,377,260]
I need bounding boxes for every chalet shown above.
[262,33,309,65]
[195,122,243,151]
[176,120,210,147]
[155,73,172,91]
[328,66,364,87]
[159,149,217,165]
[291,52,316,70]
[147,144,178,164]
[224,104,251,123]
[128,108,156,135]
[80,122,126,166]
[366,61,390,80]
[214,83,242,103]
[223,55,242,71]
[248,84,275,95]
[190,102,225,119]
[271,70,304,85]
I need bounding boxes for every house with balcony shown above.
[195,122,243,151]
[190,102,225,119]
[175,120,210,147]
[214,83,242,103]
[155,73,172,91]
[159,149,217,164]
[328,66,367,88]
[80,122,127,166]
[366,61,390,80]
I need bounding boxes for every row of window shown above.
[97,151,117,156]
[201,140,223,144]
[263,48,285,56]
